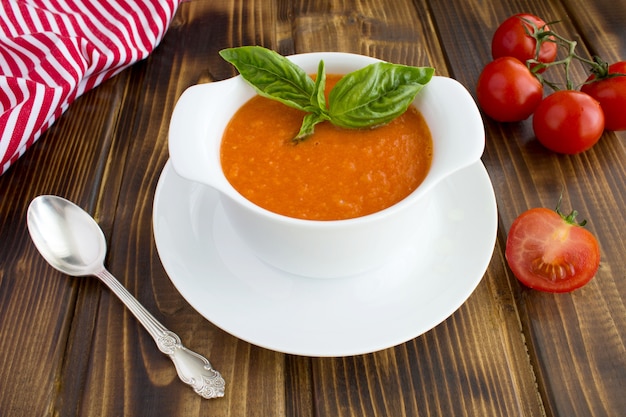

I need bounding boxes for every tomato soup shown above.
[220,74,433,220]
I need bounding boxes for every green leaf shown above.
[293,112,326,142]
[219,47,435,142]
[328,62,434,128]
[219,46,316,112]
[312,60,328,112]
[291,60,330,142]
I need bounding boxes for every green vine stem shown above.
[521,18,624,91]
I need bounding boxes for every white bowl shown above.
[168,52,484,278]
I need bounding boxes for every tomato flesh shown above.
[505,208,600,292]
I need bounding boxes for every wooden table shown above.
[1,0,624,416]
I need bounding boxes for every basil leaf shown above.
[219,46,316,112]
[292,60,330,142]
[328,62,434,128]
[312,60,328,112]
[219,47,435,142]
[294,112,326,142]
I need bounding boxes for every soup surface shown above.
[220,74,433,220]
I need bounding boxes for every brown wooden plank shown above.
[287,0,450,71]
[0,70,130,416]
[0,0,624,416]
[429,0,626,416]
[51,1,298,416]
[287,0,545,416]
[562,0,626,61]
[311,245,545,416]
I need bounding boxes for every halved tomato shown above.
[505,205,600,292]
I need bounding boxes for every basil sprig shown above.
[219,46,434,142]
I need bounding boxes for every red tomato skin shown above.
[491,13,557,68]
[505,208,600,293]
[476,57,543,122]
[532,90,604,154]
[581,61,626,131]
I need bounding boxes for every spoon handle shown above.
[95,268,225,399]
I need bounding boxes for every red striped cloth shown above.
[0,0,182,175]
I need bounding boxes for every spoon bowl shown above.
[27,195,225,399]
[27,195,106,277]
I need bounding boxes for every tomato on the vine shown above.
[532,90,604,154]
[476,57,543,122]
[491,13,557,69]
[581,61,626,131]
[505,205,600,293]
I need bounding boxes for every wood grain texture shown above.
[433,1,626,415]
[0,71,131,416]
[0,0,624,416]
[452,1,626,415]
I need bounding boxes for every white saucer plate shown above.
[153,160,497,357]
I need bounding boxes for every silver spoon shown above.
[27,195,225,399]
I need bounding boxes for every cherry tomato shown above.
[581,61,626,131]
[532,90,604,154]
[476,57,543,122]
[505,206,600,293]
[491,13,557,69]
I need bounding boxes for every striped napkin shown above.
[0,0,182,175]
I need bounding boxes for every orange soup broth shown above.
[220,74,433,220]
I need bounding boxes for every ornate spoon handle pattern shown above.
[97,269,225,399]
[27,195,225,399]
